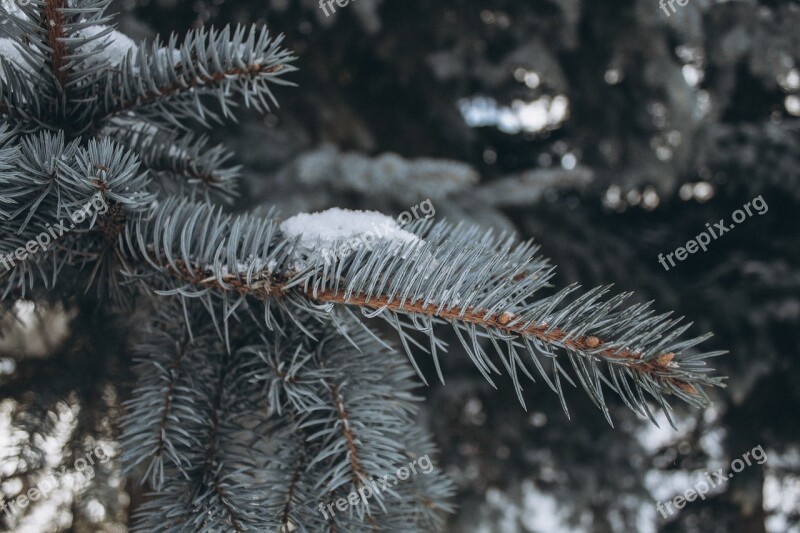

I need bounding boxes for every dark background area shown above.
[1,0,798,531]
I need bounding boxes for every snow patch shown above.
[157,47,183,65]
[280,208,423,268]
[0,0,27,20]
[281,208,421,246]
[74,25,137,67]
[0,38,35,80]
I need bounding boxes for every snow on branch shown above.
[127,200,726,426]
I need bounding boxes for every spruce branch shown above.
[110,123,240,201]
[98,25,297,127]
[0,55,44,127]
[123,300,453,532]
[0,130,153,298]
[120,302,218,489]
[128,313,279,532]
[126,199,726,427]
[0,2,734,530]
[1,0,117,130]
[41,0,68,89]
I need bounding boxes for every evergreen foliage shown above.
[0,1,726,530]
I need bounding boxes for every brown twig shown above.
[328,383,369,484]
[155,329,190,460]
[327,382,378,530]
[200,360,245,532]
[152,260,698,396]
[105,63,286,118]
[42,0,68,89]
[280,453,305,531]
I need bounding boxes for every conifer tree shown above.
[0,1,725,530]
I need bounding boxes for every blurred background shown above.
[1,0,799,531]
